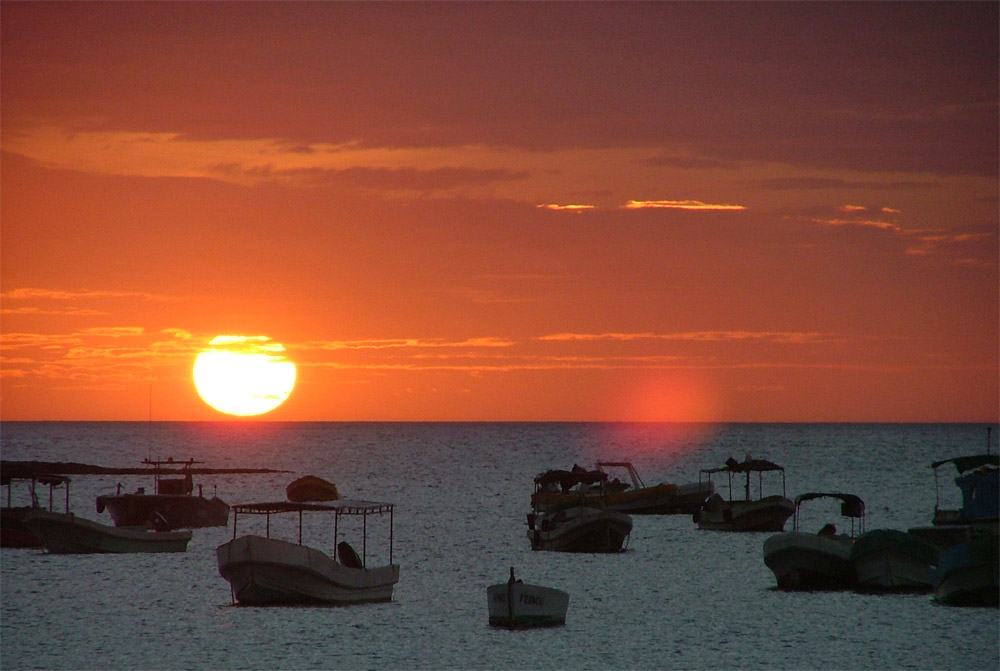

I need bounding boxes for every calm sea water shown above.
[1,422,997,671]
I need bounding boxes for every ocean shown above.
[1,422,997,670]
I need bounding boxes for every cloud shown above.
[536,203,597,211]
[623,200,746,211]
[301,337,516,352]
[538,331,829,344]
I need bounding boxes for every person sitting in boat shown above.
[818,523,837,536]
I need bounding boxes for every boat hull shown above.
[850,530,940,592]
[698,496,794,532]
[531,481,712,515]
[23,510,191,554]
[933,537,999,607]
[487,582,569,628]
[528,508,632,553]
[285,476,339,503]
[1,507,44,548]
[97,493,229,530]
[763,531,856,590]
[217,535,399,606]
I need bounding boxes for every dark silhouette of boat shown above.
[1,474,71,548]
[96,458,229,531]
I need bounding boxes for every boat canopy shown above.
[794,492,866,518]
[232,500,393,516]
[534,467,608,493]
[931,454,998,473]
[230,499,395,565]
[701,457,784,475]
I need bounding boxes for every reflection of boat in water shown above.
[487,567,569,629]
[932,535,999,607]
[1,474,71,548]
[527,469,632,553]
[286,475,340,502]
[217,499,399,606]
[695,456,794,532]
[763,492,865,590]
[96,458,229,531]
[851,529,941,593]
[23,509,191,554]
[529,462,712,515]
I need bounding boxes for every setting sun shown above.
[192,335,296,417]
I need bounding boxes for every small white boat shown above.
[22,509,191,554]
[217,500,399,606]
[696,456,794,532]
[487,568,569,629]
[763,492,865,590]
[850,529,941,592]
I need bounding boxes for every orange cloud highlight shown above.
[623,199,746,211]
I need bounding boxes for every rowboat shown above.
[487,568,569,629]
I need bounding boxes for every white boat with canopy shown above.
[217,499,399,606]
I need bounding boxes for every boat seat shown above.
[337,541,364,569]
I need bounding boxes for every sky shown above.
[1,2,997,422]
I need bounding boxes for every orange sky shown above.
[2,2,997,422]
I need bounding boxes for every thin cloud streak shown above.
[623,200,746,211]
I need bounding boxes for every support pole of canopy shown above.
[390,506,394,564]
[363,510,368,567]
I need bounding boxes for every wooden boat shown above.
[22,509,191,554]
[908,440,998,549]
[763,492,865,590]
[527,468,632,552]
[1,474,71,548]
[217,500,399,606]
[529,462,713,515]
[96,457,229,530]
[286,475,340,502]
[487,568,569,629]
[695,456,794,531]
[933,535,999,607]
[850,529,941,592]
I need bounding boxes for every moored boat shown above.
[22,509,191,554]
[763,492,865,590]
[850,529,941,592]
[933,535,999,607]
[217,499,399,606]
[529,462,712,515]
[487,567,569,629]
[96,457,230,530]
[286,475,340,502]
[696,456,794,532]
[1,474,71,548]
[527,468,632,552]
[909,428,999,549]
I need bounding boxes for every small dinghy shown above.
[487,568,569,629]
[286,475,340,503]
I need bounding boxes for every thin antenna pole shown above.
[147,384,152,464]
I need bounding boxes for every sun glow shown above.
[193,335,296,416]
